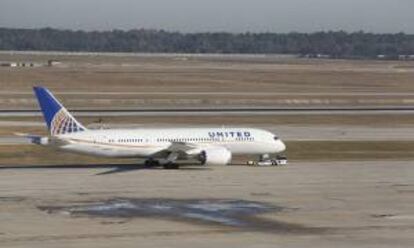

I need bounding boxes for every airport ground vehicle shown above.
[247,155,288,166]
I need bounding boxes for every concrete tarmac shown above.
[0,161,412,248]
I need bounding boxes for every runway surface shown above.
[0,161,413,248]
[2,91,414,96]
[2,107,414,117]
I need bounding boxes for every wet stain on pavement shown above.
[39,198,325,234]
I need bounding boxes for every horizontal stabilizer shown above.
[14,132,48,145]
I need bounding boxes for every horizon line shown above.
[0,26,412,35]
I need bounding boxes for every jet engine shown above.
[199,147,232,166]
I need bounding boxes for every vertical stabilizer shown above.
[33,87,86,136]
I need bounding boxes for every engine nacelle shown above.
[199,147,232,166]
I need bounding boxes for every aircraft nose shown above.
[276,140,286,152]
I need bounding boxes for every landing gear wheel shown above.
[144,159,160,167]
[260,154,270,162]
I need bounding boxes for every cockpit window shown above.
[274,136,279,140]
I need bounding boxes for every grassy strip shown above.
[0,145,129,166]
[0,141,413,166]
[285,141,414,162]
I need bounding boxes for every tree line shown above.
[1,28,414,59]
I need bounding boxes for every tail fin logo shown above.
[33,86,87,136]
[51,109,85,136]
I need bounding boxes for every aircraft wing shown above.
[164,141,232,166]
[152,141,208,161]
[167,142,200,153]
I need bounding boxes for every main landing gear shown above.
[144,159,180,170]
[144,159,160,167]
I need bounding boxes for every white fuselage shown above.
[53,127,286,159]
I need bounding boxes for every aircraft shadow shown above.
[0,163,210,175]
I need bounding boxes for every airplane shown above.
[23,87,286,169]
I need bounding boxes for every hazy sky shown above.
[1,0,413,33]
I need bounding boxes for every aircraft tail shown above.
[33,87,87,136]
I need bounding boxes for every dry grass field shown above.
[1,53,413,164]
[1,52,413,164]
[1,52,414,109]
[0,53,413,248]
